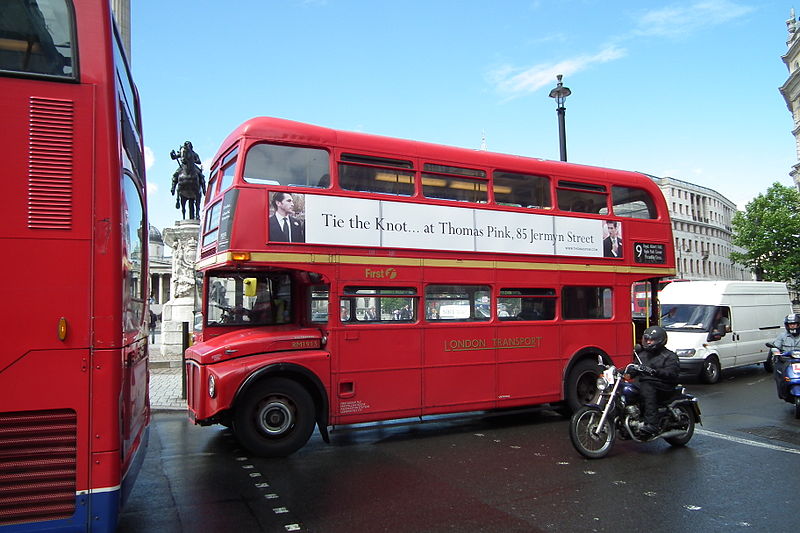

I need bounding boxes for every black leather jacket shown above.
[637,347,680,385]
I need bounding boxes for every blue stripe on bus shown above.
[2,427,149,533]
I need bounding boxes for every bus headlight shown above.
[208,374,217,398]
[676,349,696,357]
[596,376,609,391]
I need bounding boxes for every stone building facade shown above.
[651,176,753,281]
[780,8,800,193]
[149,225,172,317]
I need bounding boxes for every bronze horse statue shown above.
[170,141,206,220]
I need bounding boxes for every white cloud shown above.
[633,1,754,38]
[489,45,627,98]
[144,145,155,171]
[147,181,158,197]
[487,1,753,101]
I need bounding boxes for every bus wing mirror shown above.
[244,278,257,298]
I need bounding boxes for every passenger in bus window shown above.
[518,299,543,320]
[603,220,623,258]
[269,192,306,242]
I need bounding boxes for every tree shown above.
[731,182,800,292]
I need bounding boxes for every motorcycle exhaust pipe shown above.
[658,429,686,439]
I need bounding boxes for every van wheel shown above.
[233,377,315,457]
[701,356,721,384]
[565,359,603,412]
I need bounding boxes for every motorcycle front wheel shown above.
[664,403,696,447]
[794,397,800,419]
[569,406,616,459]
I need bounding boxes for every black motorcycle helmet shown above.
[785,313,800,337]
[642,326,668,352]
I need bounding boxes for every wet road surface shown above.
[119,365,798,532]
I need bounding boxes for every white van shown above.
[659,281,793,383]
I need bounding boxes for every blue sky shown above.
[132,1,797,233]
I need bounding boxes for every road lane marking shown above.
[696,428,800,455]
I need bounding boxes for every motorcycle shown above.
[569,355,702,459]
[766,342,800,418]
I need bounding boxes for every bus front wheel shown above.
[233,377,315,457]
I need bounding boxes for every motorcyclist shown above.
[771,313,800,352]
[629,326,680,436]
[771,313,800,399]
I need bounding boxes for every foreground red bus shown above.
[186,117,675,457]
[0,1,149,530]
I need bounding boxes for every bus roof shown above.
[214,116,649,184]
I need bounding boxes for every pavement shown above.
[148,332,186,411]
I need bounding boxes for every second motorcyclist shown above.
[628,326,680,436]
[771,313,800,400]
[772,313,800,352]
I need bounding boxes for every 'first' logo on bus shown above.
[365,267,397,279]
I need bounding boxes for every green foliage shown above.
[731,182,800,291]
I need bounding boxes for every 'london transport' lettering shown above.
[444,336,543,351]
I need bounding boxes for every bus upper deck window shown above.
[243,143,330,188]
[0,0,76,79]
[422,164,487,203]
[612,186,657,219]
[493,171,552,209]
[339,154,415,196]
[218,149,239,192]
[556,181,608,214]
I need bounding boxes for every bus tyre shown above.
[565,359,602,413]
[233,377,315,457]
[700,356,721,384]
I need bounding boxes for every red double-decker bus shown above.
[0,1,149,530]
[186,117,675,457]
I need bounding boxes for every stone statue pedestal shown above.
[160,220,200,358]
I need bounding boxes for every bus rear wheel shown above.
[233,377,315,457]
[565,358,603,413]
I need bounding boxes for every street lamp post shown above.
[548,74,571,162]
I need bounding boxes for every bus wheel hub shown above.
[258,400,292,435]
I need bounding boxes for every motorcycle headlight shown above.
[596,376,609,391]
[676,348,696,357]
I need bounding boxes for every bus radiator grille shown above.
[0,409,77,526]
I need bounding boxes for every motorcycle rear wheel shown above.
[569,406,615,459]
[664,403,695,447]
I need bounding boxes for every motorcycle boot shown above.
[640,422,658,437]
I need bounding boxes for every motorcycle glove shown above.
[641,365,657,376]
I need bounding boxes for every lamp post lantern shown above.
[548,74,571,162]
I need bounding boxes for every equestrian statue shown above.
[170,141,206,220]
